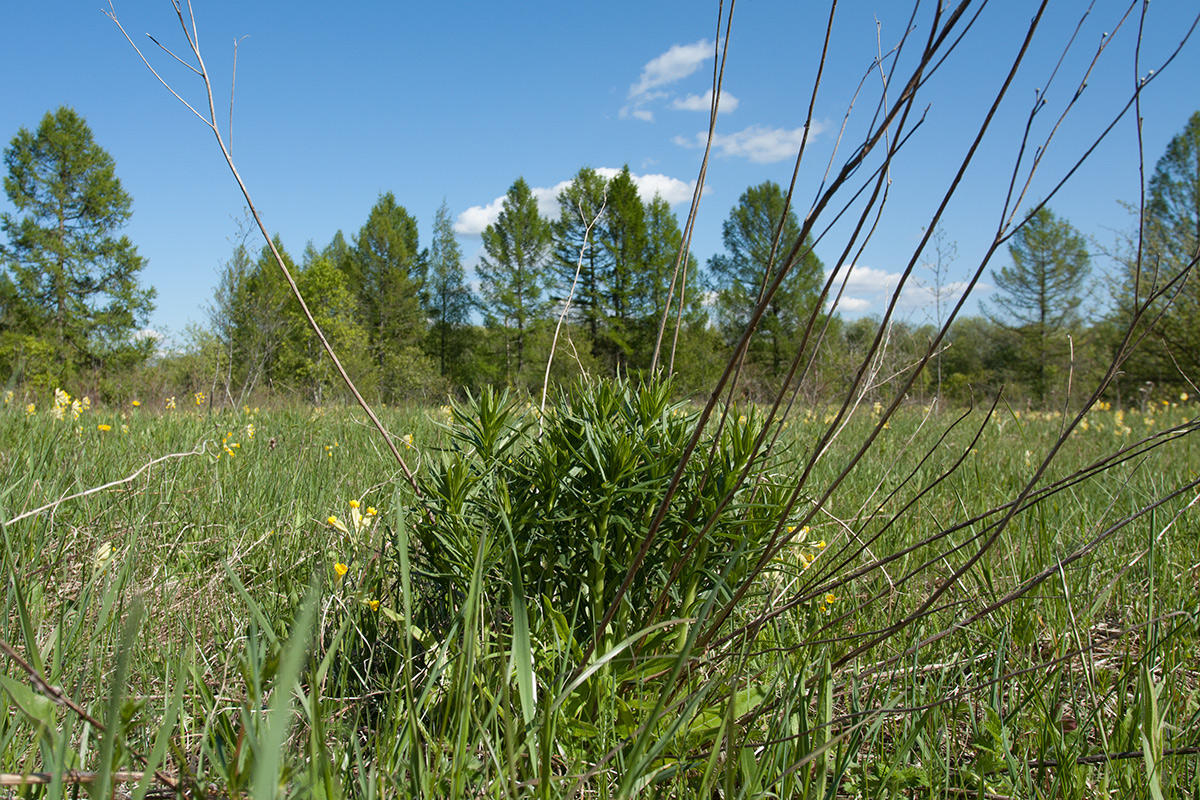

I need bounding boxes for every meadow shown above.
[0,382,1197,798]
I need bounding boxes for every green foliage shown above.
[0,106,156,386]
[424,200,473,382]
[708,180,824,385]
[351,192,432,400]
[415,379,775,650]
[987,206,1091,403]
[1116,111,1200,386]
[478,177,554,384]
[280,249,373,403]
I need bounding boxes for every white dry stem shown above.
[540,196,605,425]
[4,444,207,527]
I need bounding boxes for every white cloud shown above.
[630,40,714,98]
[622,40,719,121]
[824,264,902,314]
[455,169,697,236]
[671,89,739,113]
[454,197,507,235]
[828,264,899,295]
[674,122,826,163]
[837,297,873,312]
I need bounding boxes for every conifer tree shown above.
[425,200,473,379]
[0,106,156,382]
[708,181,823,380]
[552,167,608,347]
[478,178,552,382]
[987,206,1090,403]
[350,193,428,398]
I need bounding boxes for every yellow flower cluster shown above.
[328,496,384,614]
[50,388,88,421]
[216,430,241,459]
[818,592,837,613]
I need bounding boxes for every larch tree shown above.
[708,180,823,382]
[1137,111,1200,381]
[477,177,552,383]
[987,205,1090,404]
[552,167,608,349]
[425,199,473,379]
[596,166,648,374]
[350,192,428,399]
[0,106,156,384]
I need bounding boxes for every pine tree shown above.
[987,206,1090,404]
[478,178,552,382]
[1,106,156,383]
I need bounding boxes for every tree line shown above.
[2,105,1199,408]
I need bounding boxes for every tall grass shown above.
[1,390,1197,797]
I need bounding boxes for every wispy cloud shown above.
[670,89,739,113]
[454,169,696,236]
[630,40,713,97]
[823,263,982,315]
[621,39,718,121]
[674,122,825,163]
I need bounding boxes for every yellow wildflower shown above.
[334,562,348,578]
[2,390,11,404]
[93,542,114,574]
[166,396,176,410]
[402,433,414,449]
[81,396,90,410]
[366,507,378,517]
[349,499,360,509]
[825,593,837,605]
[367,599,380,611]
[1183,392,1190,402]
[131,400,141,407]
[97,424,111,432]
[25,403,35,416]
[816,540,826,550]
[328,516,349,534]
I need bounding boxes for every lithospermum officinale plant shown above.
[410,380,791,747]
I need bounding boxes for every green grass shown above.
[0,385,1197,798]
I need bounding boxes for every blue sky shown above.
[2,1,1197,343]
